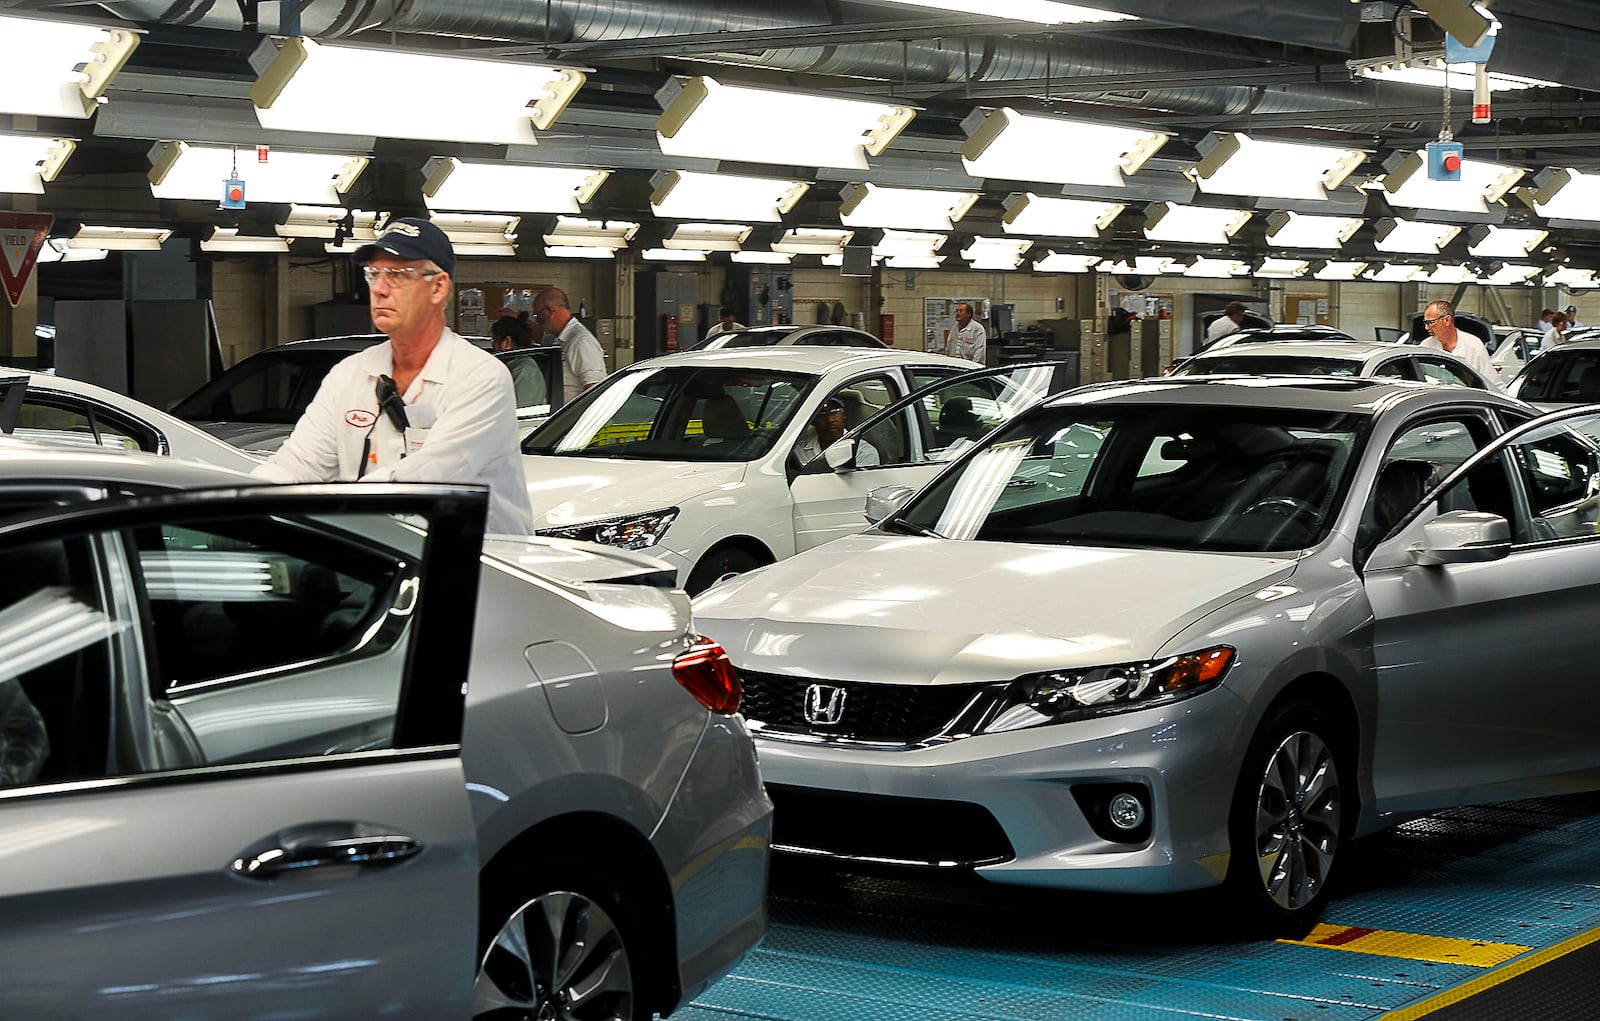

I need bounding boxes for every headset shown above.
[358,374,409,478]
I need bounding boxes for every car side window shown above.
[2,391,155,453]
[1417,357,1479,388]
[136,519,411,693]
[1510,422,1600,540]
[1360,416,1488,554]
[1373,359,1410,381]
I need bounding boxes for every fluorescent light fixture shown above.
[1312,260,1370,280]
[772,228,854,256]
[870,1,1133,25]
[656,75,914,171]
[252,37,585,145]
[884,255,944,269]
[873,230,947,260]
[544,245,617,259]
[147,141,366,204]
[423,157,607,214]
[1032,252,1101,273]
[1466,225,1549,259]
[961,108,1168,188]
[663,222,751,251]
[1187,132,1365,202]
[36,237,106,263]
[1253,258,1311,279]
[1184,258,1250,278]
[960,236,1033,270]
[840,182,978,230]
[1379,150,1524,214]
[642,248,708,262]
[1366,263,1429,283]
[650,169,807,222]
[1427,264,1478,284]
[1546,267,1600,289]
[1482,263,1542,285]
[1097,257,1177,276]
[543,216,638,253]
[1522,169,1600,224]
[1001,193,1123,237]
[71,225,171,251]
[428,214,519,254]
[0,15,139,118]
[201,227,291,254]
[1143,202,1252,244]
[1374,217,1463,254]
[1264,210,1365,249]
[1351,60,1555,93]
[277,205,384,241]
[0,133,75,194]
[731,251,795,264]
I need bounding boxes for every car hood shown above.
[483,535,679,589]
[189,420,292,455]
[523,456,748,526]
[693,533,1300,683]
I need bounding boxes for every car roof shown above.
[1041,374,1525,415]
[1187,340,1421,360]
[627,346,971,373]
[0,434,253,489]
[256,334,493,353]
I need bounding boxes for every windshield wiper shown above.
[886,518,943,538]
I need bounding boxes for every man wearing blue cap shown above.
[253,216,535,534]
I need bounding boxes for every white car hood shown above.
[190,420,292,456]
[693,533,1299,684]
[523,456,747,526]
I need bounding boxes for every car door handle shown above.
[231,821,424,880]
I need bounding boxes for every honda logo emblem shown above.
[803,684,847,726]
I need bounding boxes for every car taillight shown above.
[673,636,742,714]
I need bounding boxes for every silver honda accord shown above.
[694,376,1600,930]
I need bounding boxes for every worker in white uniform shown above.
[1417,299,1505,393]
[1204,302,1249,347]
[533,286,608,405]
[253,217,535,535]
[950,301,987,364]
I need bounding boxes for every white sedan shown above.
[520,348,1071,593]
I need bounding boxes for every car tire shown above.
[685,544,765,596]
[474,858,652,1021]
[1224,701,1345,935]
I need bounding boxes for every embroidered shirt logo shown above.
[345,409,378,428]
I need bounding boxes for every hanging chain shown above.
[1438,64,1453,142]
[230,144,239,179]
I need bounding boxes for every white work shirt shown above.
[793,433,880,467]
[558,318,608,405]
[1205,315,1242,346]
[1419,333,1505,393]
[951,319,987,364]
[253,329,535,535]
[704,320,746,339]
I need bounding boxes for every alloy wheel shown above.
[1253,729,1341,912]
[474,889,635,1021]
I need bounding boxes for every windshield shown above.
[171,350,346,424]
[894,403,1370,553]
[1177,355,1363,377]
[522,364,815,461]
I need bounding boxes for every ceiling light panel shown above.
[0,133,75,194]
[544,245,617,259]
[277,205,384,240]
[1143,202,1252,244]
[543,216,639,249]
[642,248,708,262]
[1184,258,1250,278]
[664,222,751,251]
[423,158,607,214]
[429,214,519,252]
[1367,263,1429,282]
[870,1,1133,25]
[1,15,138,118]
[1467,225,1549,258]
[1263,211,1365,249]
[1033,252,1101,273]
[1312,260,1370,280]
[252,37,585,145]
[1374,218,1463,254]
[1352,60,1558,93]
[840,183,979,230]
[961,108,1168,188]
[37,237,106,263]
[1187,132,1366,202]
[772,228,854,255]
[1253,258,1311,278]
[201,228,291,254]
[1001,193,1124,237]
[961,236,1033,270]
[1482,264,1542,285]
[71,225,171,251]
[656,75,915,171]
[1523,169,1600,224]
[731,251,795,264]
[1427,264,1478,284]
[1380,150,1525,214]
[1097,257,1176,276]
[147,141,366,204]
[873,230,946,259]
[650,169,808,222]
[1547,267,1600,289]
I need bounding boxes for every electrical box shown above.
[1426,140,1464,182]
[633,271,698,360]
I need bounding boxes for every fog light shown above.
[1107,792,1146,831]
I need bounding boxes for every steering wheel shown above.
[1242,496,1318,522]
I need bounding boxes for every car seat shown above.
[1578,365,1600,402]
[1359,459,1435,550]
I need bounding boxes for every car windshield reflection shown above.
[895,405,1370,553]
[523,365,814,461]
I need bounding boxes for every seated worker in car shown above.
[0,679,49,787]
[491,314,549,409]
[793,395,880,466]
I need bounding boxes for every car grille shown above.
[739,669,994,744]
[768,784,1015,867]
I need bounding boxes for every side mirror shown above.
[865,485,916,523]
[1411,510,1511,565]
[823,437,858,472]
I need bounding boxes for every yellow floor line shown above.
[1378,924,1600,1020]
[1278,923,1532,968]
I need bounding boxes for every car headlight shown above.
[536,507,679,550]
[981,646,1234,733]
